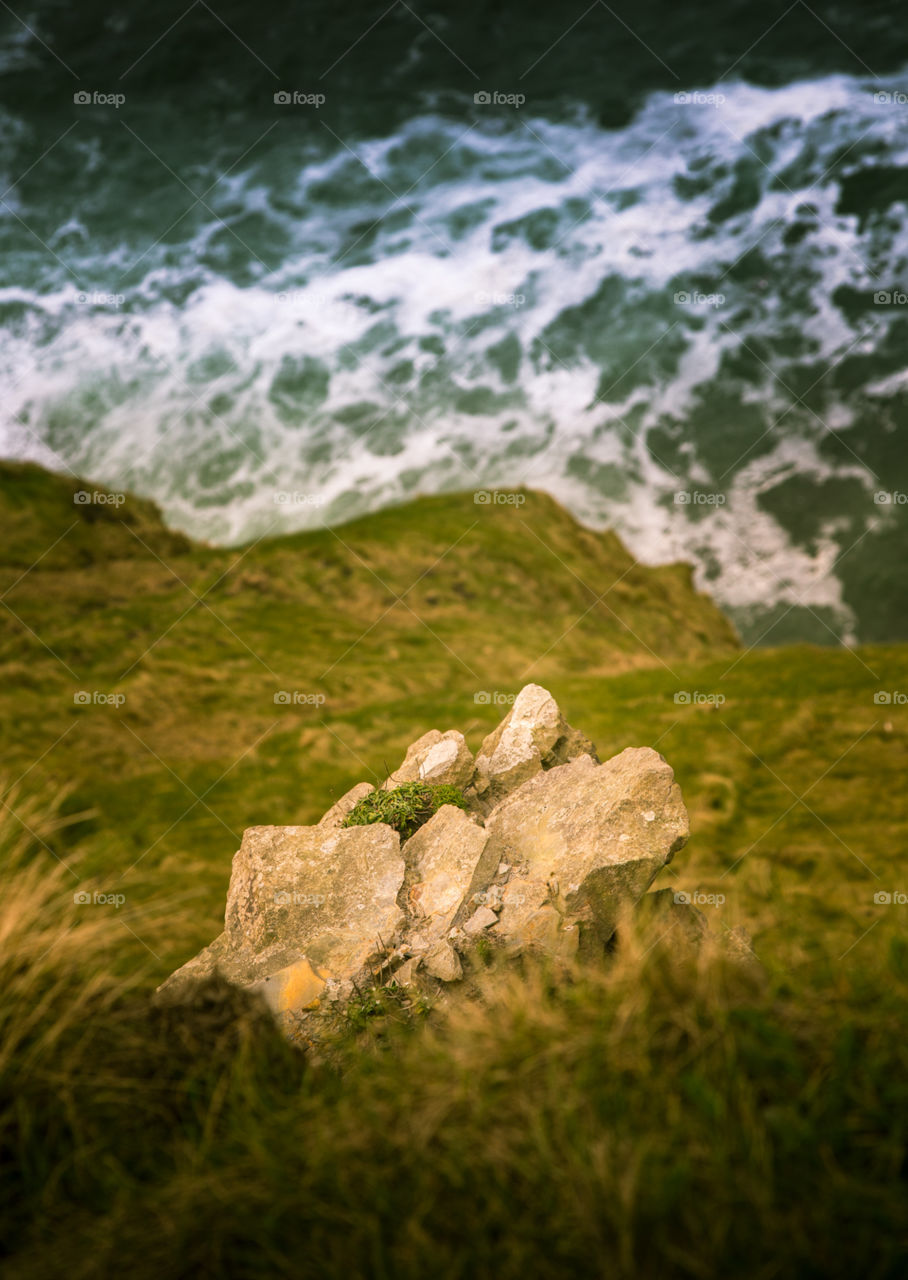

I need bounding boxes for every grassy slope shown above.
[1,462,907,1278]
[0,460,737,967]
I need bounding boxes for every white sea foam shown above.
[1,68,906,633]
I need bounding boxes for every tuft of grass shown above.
[340,978,434,1036]
[342,780,468,838]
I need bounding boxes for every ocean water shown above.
[1,1,907,644]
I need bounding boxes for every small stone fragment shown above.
[318,782,375,828]
[383,729,474,789]
[424,940,463,982]
[462,905,499,935]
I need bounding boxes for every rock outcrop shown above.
[157,684,747,1042]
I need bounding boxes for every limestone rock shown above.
[469,683,597,809]
[392,956,422,987]
[471,883,504,911]
[400,804,496,943]
[462,905,499,936]
[501,903,581,960]
[156,928,339,1010]
[424,940,462,982]
[318,782,374,828]
[157,823,404,1016]
[224,824,404,962]
[383,729,473,789]
[249,956,328,1015]
[484,748,688,948]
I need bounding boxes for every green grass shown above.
[1,461,907,1277]
[0,460,739,970]
[342,781,469,837]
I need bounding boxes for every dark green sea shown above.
[1,0,907,643]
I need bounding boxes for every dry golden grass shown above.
[3,781,906,1280]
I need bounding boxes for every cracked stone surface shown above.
[157,823,404,1015]
[399,804,495,946]
[482,747,688,948]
